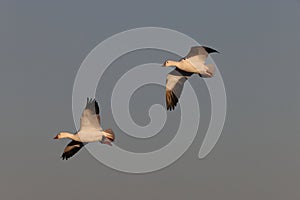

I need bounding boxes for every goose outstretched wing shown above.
[166,69,193,110]
[185,46,209,65]
[61,140,84,160]
[185,46,218,77]
[80,98,102,131]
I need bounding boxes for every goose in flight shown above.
[163,46,219,110]
[54,98,115,160]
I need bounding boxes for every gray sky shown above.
[1,0,300,199]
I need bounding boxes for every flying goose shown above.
[54,98,115,160]
[163,46,219,110]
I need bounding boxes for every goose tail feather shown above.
[103,129,115,142]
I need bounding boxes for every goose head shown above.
[163,60,175,67]
[54,132,72,139]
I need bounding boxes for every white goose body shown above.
[163,46,219,110]
[54,98,115,160]
[77,130,103,143]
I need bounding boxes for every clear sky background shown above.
[1,0,300,199]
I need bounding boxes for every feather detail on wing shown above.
[185,46,216,77]
[61,140,84,160]
[185,46,208,66]
[80,98,102,131]
[166,69,193,111]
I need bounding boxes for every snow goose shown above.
[163,46,219,110]
[54,98,115,160]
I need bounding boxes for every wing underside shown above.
[166,69,193,110]
[61,140,84,160]
[80,98,102,131]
